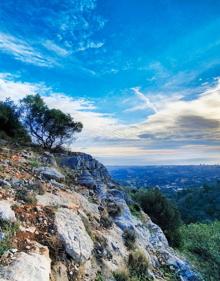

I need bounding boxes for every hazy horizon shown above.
[0,0,220,165]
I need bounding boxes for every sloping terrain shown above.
[0,143,201,281]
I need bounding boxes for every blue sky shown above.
[0,0,220,165]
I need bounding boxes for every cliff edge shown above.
[0,143,201,281]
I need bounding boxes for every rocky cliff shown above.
[0,144,201,281]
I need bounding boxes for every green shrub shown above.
[133,188,182,247]
[113,250,151,281]
[95,272,105,281]
[128,203,144,220]
[128,250,149,280]
[113,270,129,281]
[16,189,37,205]
[0,220,19,256]
[179,221,220,281]
[123,228,136,250]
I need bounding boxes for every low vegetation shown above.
[0,220,19,256]
[114,250,151,281]
[179,221,220,281]
[122,228,136,250]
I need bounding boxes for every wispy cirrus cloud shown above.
[42,40,70,57]
[0,32,56,67]
[125,87,158,113]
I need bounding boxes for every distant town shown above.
[108,165,220,192]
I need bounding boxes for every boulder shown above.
[0,200,16,223]
[0,251,51,281]
[55,208,94,263]
[34,167,65,182]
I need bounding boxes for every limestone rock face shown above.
[0,200,16,223]
[37,190,100,218]
[61,153,115,197]
[55,208,94,263]
[0,251,51,281]
[34,166,65,182]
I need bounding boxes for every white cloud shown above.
[0,73,126,146]
[133,79,220,142]
[0,32,55,67]
[0,73,220,165]
[125,87,158,113]
[43,40,70,57]
[76,41,104,52]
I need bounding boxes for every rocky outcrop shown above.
[61,153,115,197]
[34,167,65,182]
[55,208,94,263]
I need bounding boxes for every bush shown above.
[0,220,19,256]
[179,221,220,281]
[113,270,129,281]
[128,203,143,220]
[113,250,151,281]
[106,200,121,217]
[15,189,37,205]
[95,272,105,281]
[128,250,149,280]
[123,228,136,250]
[20,94,83,149]
[0,99,29,142]
[134,188,182,247]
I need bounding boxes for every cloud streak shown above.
[0,33,56,67]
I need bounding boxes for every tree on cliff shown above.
[0,99,30,142]
[20,94,83,149]
[134,188,182,247]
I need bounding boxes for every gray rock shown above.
[0,231,5,241]
[0,201,16,223]
[41,152,57,167]
[0,251,51,281]
[78,170,97,188]
[0,179,11,188]
[105,191,134,230]
[34,167,65,182]
[55,208,94,264]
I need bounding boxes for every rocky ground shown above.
[0,142,201,281]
